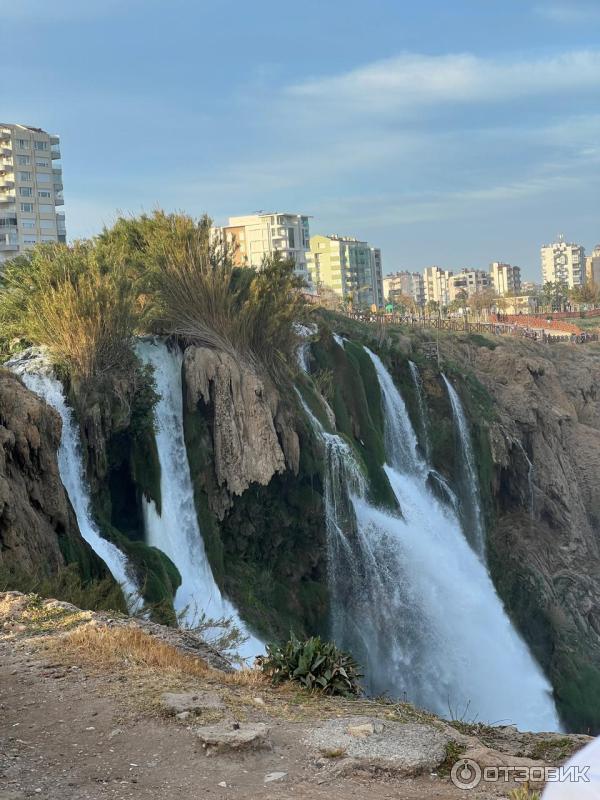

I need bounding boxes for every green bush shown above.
[262,633,362,697]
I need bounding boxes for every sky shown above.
[3,0,600,280]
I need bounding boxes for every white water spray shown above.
[442,375,486,557]
[301,345,559,730]
[408,360,431,459]
[8,355,142,612]
[366,349,559,730]
[136,339,263,660]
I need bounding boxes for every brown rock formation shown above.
[0,368,81,575]
[183,346,299,517]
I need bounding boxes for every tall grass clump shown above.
[0,242,139,380]
[150,214,309,379]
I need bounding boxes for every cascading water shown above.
[365,349,559,730]
[136,339,263,660]
[408,360,431,460]
[302,344,560,730]
[8,355,142,612]
[442,375,486,557]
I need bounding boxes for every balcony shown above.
[0,235,18,251]
[50,135,59,146]
[0,192,15,204]
[0,130,10,142]
[1,147,11,157]
[52,167,62,178]
[0,160,13,173]
[0,178,15,189]
[50,145,61,160]
[54,192,64,206]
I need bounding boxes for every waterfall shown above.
[408,360,431,459]
[302,345,560,731]
[442,375,486,557]
[8,355,142,612]
[136,339,263,660]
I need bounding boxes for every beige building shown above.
[215,212,311,285]
[541,237,585,288]
[585,245,600,286]
[383,271,425,307]
[423,266,453,305]
[448,269,492,302]
[490,262,522,296]
[307,234,384,309]
[0,123,65,264]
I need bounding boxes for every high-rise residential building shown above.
[307,234,384,309]
[540,237,585,288]
[585,245,600,286]
[0,123,65,264]
[215,212,311,285]
[383,271,425,306]
[423,266,453,305]
[489,262,522,296]
[448,269,492,301]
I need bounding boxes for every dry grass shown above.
[54,624,212,678]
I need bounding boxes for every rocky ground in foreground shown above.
[0,593,590,800]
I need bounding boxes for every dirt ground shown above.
[0,636,528,800]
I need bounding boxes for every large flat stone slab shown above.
[196,722,271,755]
[305,717,450,776]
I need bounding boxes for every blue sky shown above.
[4,0,600,279]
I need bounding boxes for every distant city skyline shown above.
[3,0,600,280]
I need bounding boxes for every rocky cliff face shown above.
[183,345,299,519]
[440,337,600,732]
[0,369,96,577]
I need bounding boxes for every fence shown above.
[342,312,598,345]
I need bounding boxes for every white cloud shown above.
[286,50,600,114]
[534,3,600,24]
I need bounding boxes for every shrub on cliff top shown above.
[0,242,139,380]
[262,633,362,697]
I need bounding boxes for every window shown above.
[35,159,49,168]
[34,140,48,151]
[16,139,29,149]
[39,219,55,230]
[36,172,50,183]
[21,219,35,229]
[38,204,53,213]
[20,203,34,212]
[17,155,30,166]
[18,171,32,181]
[38,190,51,198]
[288,228,295,248]
[19,186,33,196]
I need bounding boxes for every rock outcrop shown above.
[0,369,88,576]
[183,346,299,517]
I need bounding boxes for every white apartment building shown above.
[216,212,311,285]
[383,271,425,306]
[541,237,585,288]
[0,123,65,264]
[585,245,600,286]
[423,266,453,305]
[489,262,522,296]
